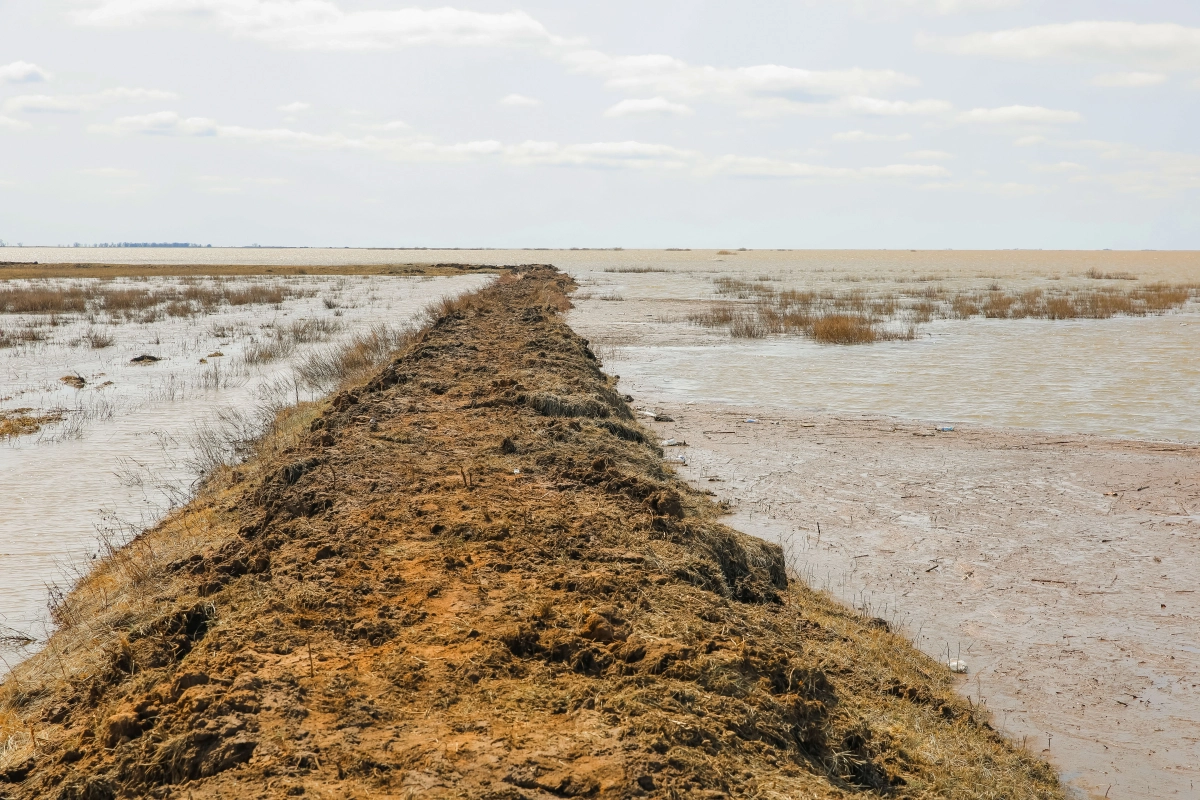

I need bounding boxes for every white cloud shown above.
[920,180,1043,194]
[73,2,924,114]
[1001,136,1200,196]
[905,149,954,160]
[1032,161,1086,173]
[566,51,918,101]
[920,22,1200,71]
[500,94,540,107]
[504,140,697,169]
[354,120,410,131]
[277,101,310,113]
[742,96,952,118]
[93,111,221,135]
[603,97,694,118]
[1052,139,1200,196]
[81,167,140,177]
[74,1,568,51]
[91,107,959,182]
[1092,71,1166,88]
[843,0,1023,16]
[0,115,33,131]
[0,61,52,83]
[195,174,289,194]
[1013,135,1046,146]
[832,129,911,142]
[956,105,1082,125]
[4,87,177,113]
[707,154,949,179]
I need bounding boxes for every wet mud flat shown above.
[0,267,1061,799]
[633,403,1199,800]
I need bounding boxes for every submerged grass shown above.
[242,318,344,365]
[0,326,47,348]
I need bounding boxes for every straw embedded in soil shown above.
[0,266,1063,799]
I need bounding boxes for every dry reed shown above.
[690,275,1199,344]
[0,281,310,323]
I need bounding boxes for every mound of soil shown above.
[0,266,1062,799]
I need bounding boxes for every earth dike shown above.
[0,265,1062,799]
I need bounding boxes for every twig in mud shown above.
[307,630,315,679]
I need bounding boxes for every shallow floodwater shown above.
[0,273,489,652]
[3,247,1198,637]
[575,308,1200,443]
[3,248,1199,794]
[6,248,1199,445]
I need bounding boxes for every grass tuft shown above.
[691,275,1199,344]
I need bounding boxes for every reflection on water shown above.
[0,273,490,651]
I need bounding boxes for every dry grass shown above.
[0,262,503,281]
[602,266,670,273]
[0,266,1062,799]
[0,280,313,323]
[81,328,115,349]
[810,313,878,344]
[1085,268,1138,280]
[293,323,414,393]
[690,275,1199,344]
[0,286,89,314]
[0,326,47,348]
[0,408,65,439]
[243,318,343,365]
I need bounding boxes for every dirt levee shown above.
[0,266,1062,799]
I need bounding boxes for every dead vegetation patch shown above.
[0,408,66,439]
[689,275,1199,344]
[0,280,312,323]
[0,262,503,281]
[0,266,1063,799]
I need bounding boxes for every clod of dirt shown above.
[59,375,86,389]
[129,354,161,364]
[0,266,1064,800]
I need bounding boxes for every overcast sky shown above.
[1,0,1198,248]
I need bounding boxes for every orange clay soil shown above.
[0,266,1063,799]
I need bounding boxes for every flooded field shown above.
[3,247,1199,798]
[6,247,1199,441]
[0,271,490,650]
